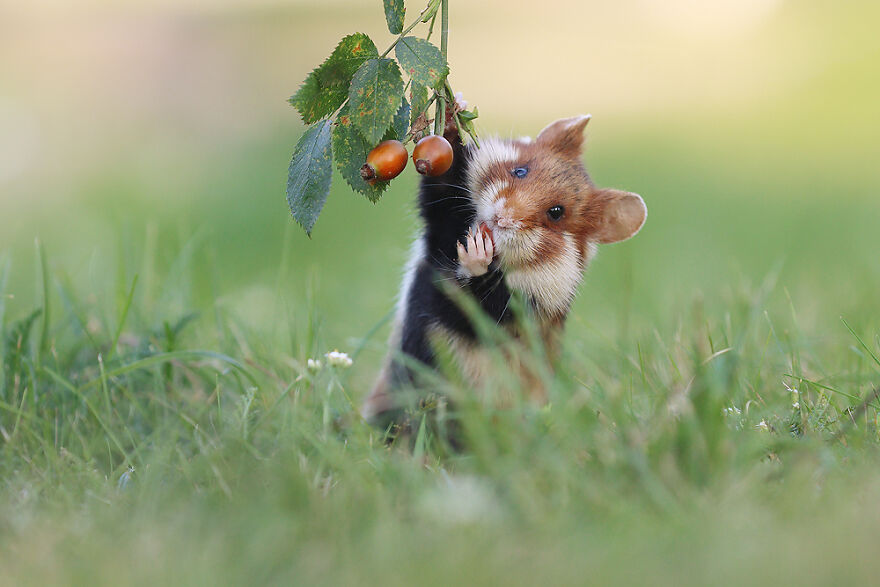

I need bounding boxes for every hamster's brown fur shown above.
[363,115,646,424]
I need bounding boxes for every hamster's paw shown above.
[456,227,494,278]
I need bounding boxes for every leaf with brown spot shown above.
[348,58,404,145]
[395,37,448,89]
[332,102,388,202]
[382,0,405,34]
[289,33,378,124]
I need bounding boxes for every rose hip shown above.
[360,140,408,183]
[412,135,453,177]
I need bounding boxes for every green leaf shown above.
[383,0,405,35]
[333,104,388,202]
[421,0,441,23]
[459,107,479,122]
[287,120,334,235]
[289,33,378,124]
[386,97,411,142]
[395,36,448,89]
[348,58,404,145]
[410,82,430,124]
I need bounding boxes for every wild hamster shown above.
[362,114,646,425]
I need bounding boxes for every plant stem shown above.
[433,0,449,136]
[440,0,448,57]
[426,9,439,42]
[380,2,438,58]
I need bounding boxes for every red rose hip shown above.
[412,135,453,177]
[360,140,408,183]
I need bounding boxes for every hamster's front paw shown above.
[456,226,494,278]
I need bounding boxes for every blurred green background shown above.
[3,2,880,584]
[1,0,878,394]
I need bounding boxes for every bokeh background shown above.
[1,0,878,393]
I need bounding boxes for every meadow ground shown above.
[2,1,880,584]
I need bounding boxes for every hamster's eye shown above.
[547,205,564,221]
[512,167,529,178]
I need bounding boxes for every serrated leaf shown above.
[383,0,405,34]
[289,33,378,124]
[348,58,404,145]
[333,104,388,202]
[385,97,410,141]
[287,120,333,235]
[395,36,448,89]
[410,83,430,124]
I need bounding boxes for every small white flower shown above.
[723,406,742,416]
[783,382,800,410]
[307,358,322,372]
[324,350,353,369]
[756,419,770,431]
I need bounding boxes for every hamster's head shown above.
[466,115,646,272]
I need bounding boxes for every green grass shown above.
[3,2,880,578]
[1,160,880,584]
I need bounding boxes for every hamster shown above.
[362,114,646,426]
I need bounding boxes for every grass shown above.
[1,182,880,584]
[3,2,880,580]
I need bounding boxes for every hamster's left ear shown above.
[536,115,592,157]
[589,189,647,244]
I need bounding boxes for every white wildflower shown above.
[756,419,770,431]
[723,406,742,416]
[783,382,800,410]
[307,358,322,372]
[324,350,353,369]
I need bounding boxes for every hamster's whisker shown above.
[421,196,475,207]
[426,182,475,193]
[429,249,458,271]
[497,295,513,325]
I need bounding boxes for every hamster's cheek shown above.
[496,228,540,269]
[537,229,561,252]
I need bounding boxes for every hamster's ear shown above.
[589,189,647,244]
[536,115,592,157]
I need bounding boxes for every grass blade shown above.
[841,317,880,368]
[110,275,138,359]
[35,239,51,369]
[78,350,258,392]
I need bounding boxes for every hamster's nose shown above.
[496,216,515,229]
